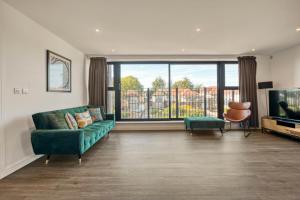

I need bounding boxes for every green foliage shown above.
[121,76,143,91]
[152,77,166,91]
[172,77,194,89]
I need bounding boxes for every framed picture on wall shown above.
[46,50,71,92]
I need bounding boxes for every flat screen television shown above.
[269,89,300,122]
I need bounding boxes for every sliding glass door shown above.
[120,64,169,119]
[170,64,218,118]
[109,61,239,121]
[224,64,239,112]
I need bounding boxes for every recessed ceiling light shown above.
[181,48,185,52]
[111,49,115,52]
[196,28,201,32]
[296,28,300,32]
[251,48,256,52]
[95,29,100,32]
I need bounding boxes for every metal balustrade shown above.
[120,88,239,120]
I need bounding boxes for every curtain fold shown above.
[88,57,107,109]
[238,56,259,127]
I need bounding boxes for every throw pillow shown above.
[75,111,93,128]
[89,105,106,120]
[65,112,78,129]
[47,112,69,129]
[88,108,103,122]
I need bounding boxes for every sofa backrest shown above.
[32,106,89,129]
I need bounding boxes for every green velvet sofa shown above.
[31,106,115,164]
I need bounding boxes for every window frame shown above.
[107,61,238,121]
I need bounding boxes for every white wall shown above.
[0,1,86,179]
[271,45,300,89]
[256,56,272,121]
[0,0,5,177]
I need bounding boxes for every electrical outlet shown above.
[22,88,29,94]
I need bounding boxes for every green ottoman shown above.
[184,116,225,135]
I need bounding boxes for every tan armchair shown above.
[223,102,252,137]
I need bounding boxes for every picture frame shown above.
[46,50,71,92]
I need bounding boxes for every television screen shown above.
[269,89,300,121]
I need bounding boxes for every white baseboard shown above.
[0,154,42,179]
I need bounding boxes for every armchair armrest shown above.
[31,129,85,155]
[105,113,115,121]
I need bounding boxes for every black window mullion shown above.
[168,63,171,119]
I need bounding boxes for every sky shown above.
[121,64,238,88]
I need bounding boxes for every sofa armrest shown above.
[105,113,115,121]
[31,129,85,155]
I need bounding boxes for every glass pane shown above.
[225,64,239,87]
[170,64,218,118]
[107,91,115,114]
[120,64,169,119]
[224,89,240,112]
[107,64,114,87]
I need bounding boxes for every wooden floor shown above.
[0,131,300,200]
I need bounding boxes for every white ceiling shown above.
[4,0,300,56]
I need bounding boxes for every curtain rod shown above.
[85,54,242,61]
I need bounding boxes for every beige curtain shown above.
[238,56,259,127]
[88,57,107,108]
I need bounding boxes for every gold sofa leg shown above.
[45,155,50,165]
[78,155,82,165]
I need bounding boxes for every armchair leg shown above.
[244,130,251,137]
[219,128,224,136]
[222,122,230,133]
[243,121,252,138]
[45,155,50,165]
[78,154,82,165]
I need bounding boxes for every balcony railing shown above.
[121,88,239,120]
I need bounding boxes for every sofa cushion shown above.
[65,113,78,129]
[83,127,103,151]
[82,121,114,151]
[32,106,88,129]
[47,112,69,129]
[93,120,115,131]
[88,108,103,122]
[88,105,106,120]
[75,111,93,128]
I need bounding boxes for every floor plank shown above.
[0,131,299,200]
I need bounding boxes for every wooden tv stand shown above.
[262,116,300,138]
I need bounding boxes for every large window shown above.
[108,62,239,121]
[224,64,239,112]
[170,64,218,118]
[120,64,169,119]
